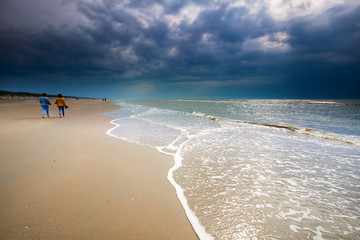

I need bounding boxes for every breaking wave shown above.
[192,111,360,147]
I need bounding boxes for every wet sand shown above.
[0,99,198,239]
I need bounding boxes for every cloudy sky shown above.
[1,0,359,99]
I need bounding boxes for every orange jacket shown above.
[55,98,67,107]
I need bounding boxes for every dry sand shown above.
[0,99,198,240]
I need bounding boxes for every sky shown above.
[0,0,359,99]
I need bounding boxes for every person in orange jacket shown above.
[55,94,68,118]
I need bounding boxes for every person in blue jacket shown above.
[39,92,51,118]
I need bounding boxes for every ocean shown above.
[106,99,360,240]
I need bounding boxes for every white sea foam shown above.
[290,224,301,232]
[106,100,360,240]
[167,136,214,240]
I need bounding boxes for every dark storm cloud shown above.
[284,6,360,98]
[288,6,360,59]
[0,0,359,98]
[0,28,108,75]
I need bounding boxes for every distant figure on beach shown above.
[55,94,68,118]
[39,93,51,118]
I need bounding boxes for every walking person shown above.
[55,94,68,118]
[39,92,51,118]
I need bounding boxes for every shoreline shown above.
[107,117,213,240]
[0,100,198,239]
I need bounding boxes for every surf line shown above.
[193,111,304,131]
[193,111,358,146]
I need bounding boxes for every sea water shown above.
[106,99,360,240]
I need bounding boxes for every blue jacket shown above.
[39,96,50,107]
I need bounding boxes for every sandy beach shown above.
[0,100,198,240]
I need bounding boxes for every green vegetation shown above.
[0,90,88,99]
